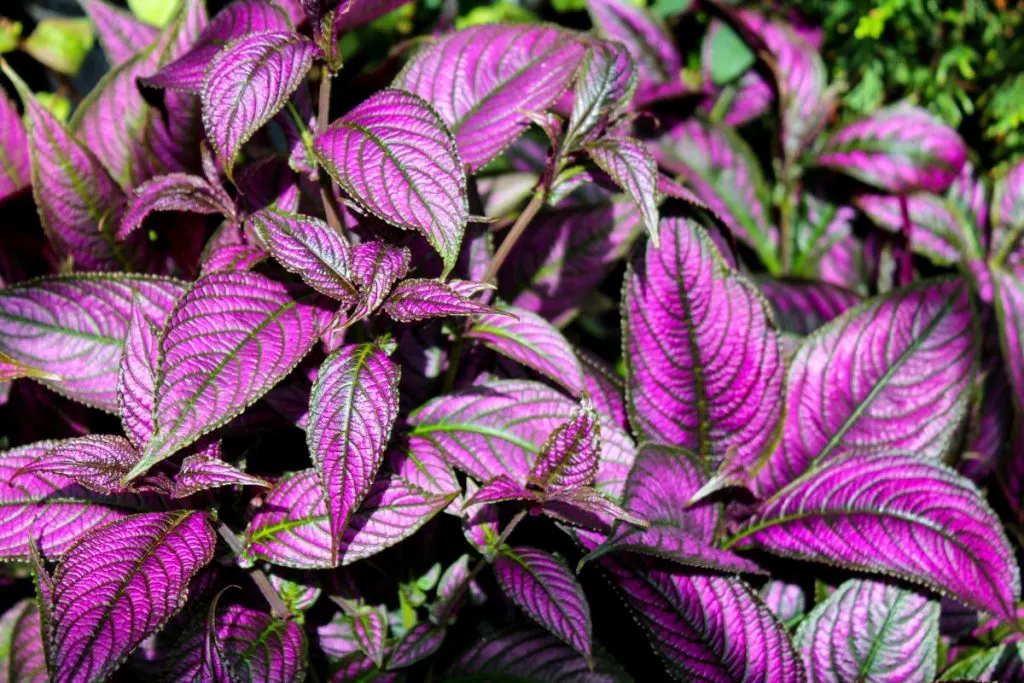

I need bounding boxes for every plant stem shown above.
[480,186,547,286]
[216,522,289,618]
[993,221,1024,267]
[437,509,527,624]
[779,187,794,273]
[898,194,914,286]
[316,64,346,237]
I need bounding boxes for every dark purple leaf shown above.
[577,348,627,430]
[170,453,270,498]
[756,277,862,335]
[118,173,235,240]
[386,622,445,670]
[0,599,48,683]
[856,193,984,265]
[446,628,627,681]
[332,0,409,33]
[346,241,411,323]
[383,279,496,322]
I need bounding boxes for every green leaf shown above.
[21,18,94,76]
[707,23,754,86]
[0,19,22,54]
[127,0,182,28]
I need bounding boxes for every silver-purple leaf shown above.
[382,279,496,322]
[624,217,784,472]
[347,241,411,323]
[386,623,446,671]
[0,274,186,412]
[393,24,585,172]
[134,272,327,479]
[118,173,236,240]
[314,88,468,275]
[564,40,636,149]
[170,453,270,498]
[202,31,319,177]
[795,578,939,682]
[760,581,805,626]
[756,278,862,336]
[308,343,400,563]
[856,193,983,265]
[17,435,139,495]
[245,469,332,569]
[586,137,659,244]
[118,297,161,448]
[756,279,976,496]
[993,265,1024,412]
[353,609,387,668]
[81,0,158,66]
[50,511,215,682]
[731,453,1020,622]
[0,82,30,203]
[992,158,1024,262]
[528,403,600,491]
[0,599,48,683]
[494,547,591,661]
[467,307,586,397]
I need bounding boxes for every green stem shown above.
[480,186,547,286]
[216,523,289,618]
[993,221,1024,267]
[779,188,794,273]
[316,64,346,237]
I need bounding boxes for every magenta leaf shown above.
[564,40,636,149]
[142,0,291,94]
[815,104,967,193]
[654,120,779,271]
[133,271,327,480]
[700,20,774,126]
[386,622,446,670]
[585,0,684,106]
[992,159,1024,261]
[760,581,805,625]
[466,307,586,397]
[756,278,862,335]
[0,441,148,561]
[170,453,270,498]
[16,435,140,495]
[0,599,48,682]
[0,88,30,204]
[347,241,411,323]
[757,279,976,496]
[81,0,158,66]
[249,209,357,303]
[202,32,319,178]
[624,217,784,472]
[993,265,1024,412]
[245,469,333,569]
[393,24,585,172]
[856,193,984,265]
[118,173,236,240]
[1,63,128,271]
[465,475,539,507]
[388,444,460,498]
[528,403,600,490]
[0,274,185,412]
[313,89,468,275]
[731,453,1020,621]
[166,604,307,682]
[383,279,496,322]
[585,137,659,244]
[353,609,387,667]
[795,578,939,682]
[446,628,627,681]
[577,349,628,430]
[50,510,216,681]
[118,296,161,448]
[332,0,409,33]
[494,547,591,661]
[308,342,400,563]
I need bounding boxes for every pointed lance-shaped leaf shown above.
[387,443,461,498]
[467,307,586,397]
[814,104,967,194]
[249,209,358,304]
[383,278,496,322]
[577,348,628,430]
[386,622,446,671]
[117,172,236,240]
[624,217,784,473]
[347,241,411,323]
[314,88,468,276]
[80,0,158,66]
[0,88,30,204]
[992,158,1024,262]
[353,609,387,668]
[170,453,270,498]
[699,20,774,126]
[0,353,61,383]
[760,581,805,625]
[0,274,186,412]
[756,278,976,496]
[28,538,55,674]
[729,452,1020,622]
[0,441,149,562]
[948,161,989,244]
[564,40,636,150]
[132,271,328,480]
[755,277,861,336]
[332,0,409,33]
[118,296,161,449]
[585,137,659,245]
[245,469,333,569]
[50,511,216,682]
[856,193,984,266]
[653,120,779,271]
[494,547,591,661]
[16,435,141,495]
[202,31,319,178]
[0,599,48,683]
[0,62,127,270]
[993,265,1024,413]
[528,403,600,491]
[795,578,939,682]
[393,25,586,172]
[308,343,400,563]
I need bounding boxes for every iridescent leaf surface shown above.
[16,435,140,495]
[856,193,983,265]
[0,599,48,683]
[118,172,235,240]
[382,279,495,322]
[586,137,659,244]
[756,278,861,336]
[0,88,30,203]
[81,0,158,66]
[170,453,270,498]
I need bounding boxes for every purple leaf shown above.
[465,475,539,507]
[133,272,327,479]
[393,25,585,172]
[793,194,856,281]
[166,604,307,682]
[386,622,445,670]
[993,265,1024,412]
[815,104,967,194]
[118,296,161,449]
[16,435,140,495]
[446,628,627,681]
[409,379,636,501]
[202,32,319,178]
[494,547,591,661]
[347,241,411,323]
[50,511,215,681]
[118,173,236,240]
[992,159,1024,263]
[81,0,158,66]
[624,217,784,472]
[654,120,778,270]
[795,578,939,682]
[383,279,496,322]
[699,20,774,126]
[731,453,1020,621]
[1,63,127,271]
[250,209,358,303]
[0,274,185,412]
[760,581,805,625]
[585,137,659,244]
[0,441,148,561]
[503,201,642,328]
[314,89,468,275]
[170,453,270,498]
[577,348,628,430]
[528,403,600,490]
[332,0,409,33]
[467,307,586,397]
[388,444,460,498]
[143,0,292,93]
[757,279,976,496]
[756,278,862,335]
[0,599,48,683]
[565,40,636,149]
[0,88,30,204]
[245,469,333,569]
[354,609,387,668]
[856,193,984,265]
[948,161,989,242]
[308,343,400,563]
[586,0,684,106]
